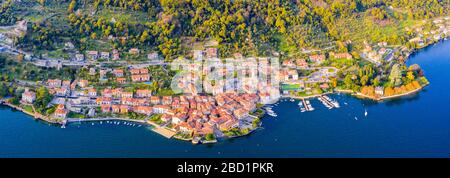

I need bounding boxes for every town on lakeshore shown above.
[0,1,448,144]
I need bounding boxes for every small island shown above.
[0,0,448,144]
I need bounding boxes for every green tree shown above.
[344,74,354,89]
[34,86,52,112]
[389,64,403,86]
[407,71,415,82]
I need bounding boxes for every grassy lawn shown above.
[281,84,302,91]
[68,112,86,119]
[22,105,34,113]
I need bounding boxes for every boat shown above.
[289,98,295,102]
[192,137,201,144]
[354,117,358,120]
[364,109,368,117]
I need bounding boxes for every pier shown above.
[301,99,314,111]
[318,95,339,109]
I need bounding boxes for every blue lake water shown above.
[1,40,450,158]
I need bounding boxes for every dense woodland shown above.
[0,0,18,25]
[3,0,447,59]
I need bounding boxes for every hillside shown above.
[1,0,449,59]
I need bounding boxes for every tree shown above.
[39,0,45,7]
[372,77,380,87]
[140,30,149,43]
[68,0,77,13]
[0,83,8,98]
[330,77,338,88]
[360,75,369,86]
[407,71,415,82]
[389,64,403,86]
[344,74,353,89]
[90,32,97,39]
[205,133,215,141]
[34,86,52,112]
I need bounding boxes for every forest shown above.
[3,0,448,59]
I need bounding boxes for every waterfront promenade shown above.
[66,117,176,138]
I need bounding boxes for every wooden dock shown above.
[301,99,313,111]
[318,95,335,108]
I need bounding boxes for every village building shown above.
[21,90,36,103]
[86,51,99,60]
[116,77,126,84]
[62,80,71,88]
[233,108,249,120]
[121,92,133,98]
[129,48,140,55]
[153,105,170,114]
[112,53,120,60]
[282,59,295,67]
[78,80,89,88]
[96,97,112,105]
[177,122,194,133]
[55,104,68,118]
[47,79,62,88]
[192,50,203,61]
[205,48,218,58]
[88,88,97,97]
[54,87,69,96]
[147,52,159,60]
[75,54,85,61]
[113,69,124,77]
[100,52,110,59]
[101,104,111,113]
[219,119,239,131]
[111,88,123,98]
[102,89,113,98]
[233,53,243,59]
[295,59,308,68]
[89,68,96,75]
[329,52,352,60]
[136,89,152,98]
[133,106,153,115]
[375,86,384,96]
[309,54,326,64]
[162,96,172,105]
[112,105,129,114]
[150,96,160,105]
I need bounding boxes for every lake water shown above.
[1,40,450,158]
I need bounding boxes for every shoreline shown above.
[66,117,177,138]
[281,82,427,102]
[0,36,443,144]
[1,101,65,125]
